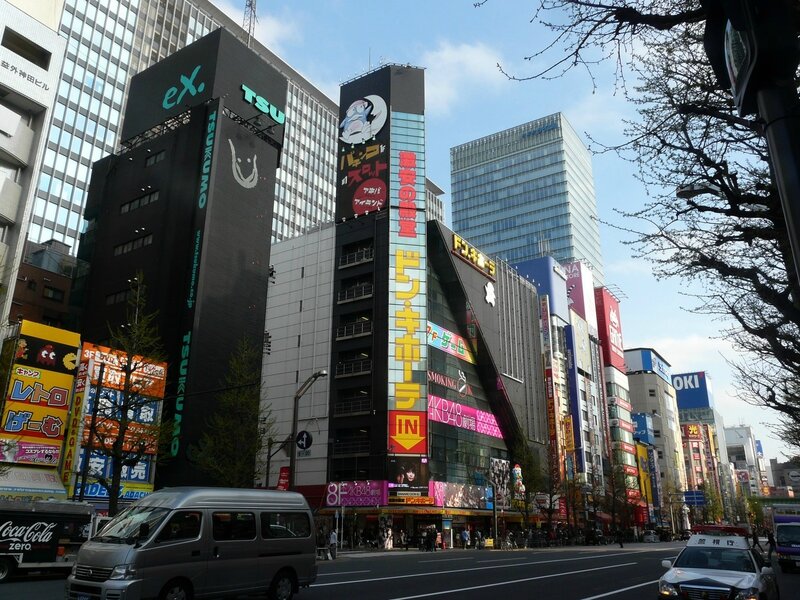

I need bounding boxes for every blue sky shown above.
[211,0,793,465]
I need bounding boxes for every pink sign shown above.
[326,480,388,506]
[427,394,503,439]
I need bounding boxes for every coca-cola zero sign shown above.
[0,519,59,560]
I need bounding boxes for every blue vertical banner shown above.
[564,325,584,472]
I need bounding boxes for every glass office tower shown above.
[29,0,337,256]
[450,113,604,284]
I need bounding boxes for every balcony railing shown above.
[335,359,372,378]
[336,320,373,340]
[339,247,374,268]
[337,283,373,303]
[333,440,371,455]
[334,396,372,416]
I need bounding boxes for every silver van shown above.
[65,487,317,600]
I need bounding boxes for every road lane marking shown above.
[312,559,636,588]
[418,557,474,563]
[579,579,660,599]
[387,562,638,599]
[317,570,371,576]
[477,551,630,564]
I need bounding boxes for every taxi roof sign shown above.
[687,534,750,549]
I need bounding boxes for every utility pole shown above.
[288,370,327,491]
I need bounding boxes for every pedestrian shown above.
[616,529,624,548]
[766,530,776,560]
[751,528,763,552]
[400,529,408,550]
[329,528,338,560]
[461,528,469,549]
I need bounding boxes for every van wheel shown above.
[268,570,295,600]
[0,558,15,583]
[159,579,193,600]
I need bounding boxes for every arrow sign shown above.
[296,430,313,450]
[388,410,427,453]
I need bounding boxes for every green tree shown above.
[189,336,274,487]
[84,273,168,516]
[510,439,543,527]
[698,482,723,523]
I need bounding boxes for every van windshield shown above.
[93,506,171,544]
[776,525,800,545]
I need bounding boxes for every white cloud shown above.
[209,0,300,57]
[563,87,634,143]
[420,41,508,117]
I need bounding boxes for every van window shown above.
[212,512,256,540]
[261,512,311,539]
[156,511,202,542]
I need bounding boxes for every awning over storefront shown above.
[0,465,68,501]
[595,511,612,523]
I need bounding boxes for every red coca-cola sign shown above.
[276,466,290,491]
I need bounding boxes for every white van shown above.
[65,487,317,600]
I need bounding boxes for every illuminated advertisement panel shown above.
[564,325,584,472]
[540,296,561,473]
[60,360,91,485]
[325,481,388,507]
[647,446,662,506]
[672,371,713,409]
[637,443,653,505]
[0,321,80,466]
[69,343,167,499]
[632,412,655,445]
[426,321,475,364]
[387,456,431,498]
[594,288,626,372]
[431,481,492,509]
[388,120,427,448]
[570,311,592,374]
[388,410,427,454]
[563,261,598,334]
[427,395,503,438]
[682,423,704,440]
[452,234,496,280]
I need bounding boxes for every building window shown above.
[42,286,64,301]
[105,290,130,305]
[27,280,36,291]
[121,190,159,214]
[648,389,656,397]
[2,28,51,69]
[145,150,165,166]
[113,233,153,256]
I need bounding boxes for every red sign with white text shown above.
[594,288,626,372]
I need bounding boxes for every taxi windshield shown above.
[674,547,755,572]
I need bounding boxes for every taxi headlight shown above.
[109,563,137,580]
[658,580,679,596]
[733,588,759,600]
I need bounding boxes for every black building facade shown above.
[74,28,287,485]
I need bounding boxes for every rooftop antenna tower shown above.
[243,0,258,48]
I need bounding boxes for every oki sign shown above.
[594,288,625,371]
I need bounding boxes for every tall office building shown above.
[0,0,66,330]
[450,113,603,283]
[20,0,337,319]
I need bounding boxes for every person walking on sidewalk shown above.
[766,530,777,561]
[751,528,763,552]
[329,529,338,560]
[616,529,624,548]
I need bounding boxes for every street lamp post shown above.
[288,369,327,491]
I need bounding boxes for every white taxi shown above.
[658,534,779,600]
